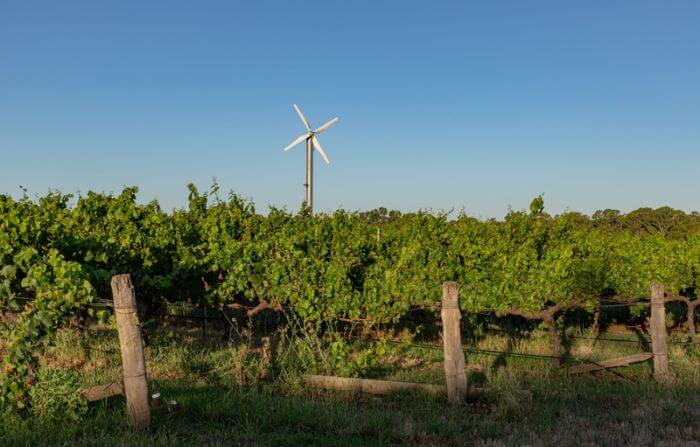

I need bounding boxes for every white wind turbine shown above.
[283,104,339,213]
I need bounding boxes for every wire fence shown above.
[2,293,695,390]
[2,295,697,351]
[0,294,680,314]
[346,334,638,381]
[481,326,650,344]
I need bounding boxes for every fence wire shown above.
[346,333,636,381]
[2,296,697,350]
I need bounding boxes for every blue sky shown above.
[1,1,698,217]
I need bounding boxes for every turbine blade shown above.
[312,136,330,164]
[293,104,311,131]
[314,117,339,135]
[283,133,308,152]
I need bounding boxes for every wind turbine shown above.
[283,104,339,213]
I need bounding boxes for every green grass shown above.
[1,323,699,446]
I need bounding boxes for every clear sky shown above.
[1,1,698,218]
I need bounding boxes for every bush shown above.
[28,368,87,424]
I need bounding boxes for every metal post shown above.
[307,138,313,212]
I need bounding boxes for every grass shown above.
[1,320,699,446]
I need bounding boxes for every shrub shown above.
[28,368,87,424]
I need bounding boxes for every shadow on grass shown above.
[1,382,454,447]
[3,376,700,447]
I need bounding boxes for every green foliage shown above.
[0,193,96,411]
[326,336,400,377]
[0,248,94,411]
[582,206,700,239]
[28,367,87,424]
[0,186,698,413]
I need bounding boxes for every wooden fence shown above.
[305,281,674,403]
[84,276,674,430]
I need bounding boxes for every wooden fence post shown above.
[650,283,670,383]
[441,281,467,404]
[111,274,150,430]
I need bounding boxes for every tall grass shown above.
[0,320,698,446]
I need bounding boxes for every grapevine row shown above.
[0,185,698,410]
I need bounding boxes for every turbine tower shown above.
[283,104,339,213]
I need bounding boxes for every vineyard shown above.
[0,185,699,445]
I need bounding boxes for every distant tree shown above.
[558,211,592,228]
[591,209,623,231]
[359,207,402,224]
[589,207,699,239]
